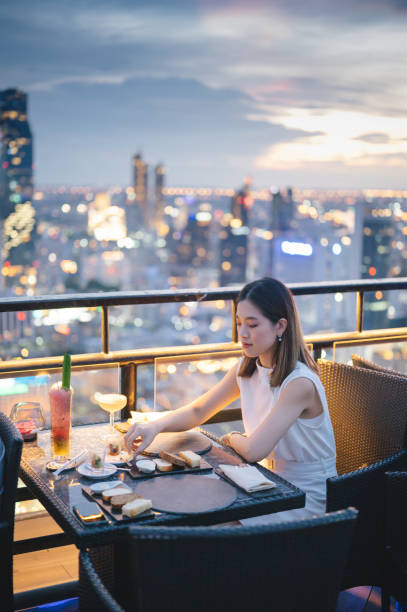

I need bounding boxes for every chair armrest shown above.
[79,550,124,612]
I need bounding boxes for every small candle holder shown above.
[10,401,45,442]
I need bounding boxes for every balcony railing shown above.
[4,277,407,560]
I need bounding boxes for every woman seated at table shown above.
[125,277,337,523]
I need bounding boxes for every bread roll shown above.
[110,492,139,511]
[102,486,131,502]
[179,450,201,468]
[122,498,152,517]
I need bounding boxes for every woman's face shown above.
[236,299,284,367]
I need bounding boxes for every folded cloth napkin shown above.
[218,464,276,493]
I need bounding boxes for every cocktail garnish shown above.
[62,352,71,391]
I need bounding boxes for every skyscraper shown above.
[154,163,165,224]
[132,152,148,223]
[0,88,35,265]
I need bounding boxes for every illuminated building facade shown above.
[0,88,35,267]
[88,192,126,242]
[220,180,252,286]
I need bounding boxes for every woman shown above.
[125,277,337,523]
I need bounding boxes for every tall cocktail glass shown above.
[49,382,72,462]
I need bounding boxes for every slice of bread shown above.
[154,458,173,472]
[159,450,186,466]
[122,497,152,517]
[110,492,140,511]
[102,486,131,502]
[179,450,201,468]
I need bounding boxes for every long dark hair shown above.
[237,277,318,387]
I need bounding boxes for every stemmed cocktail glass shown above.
[94,392,127,430]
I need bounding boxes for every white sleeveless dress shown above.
[238,360,337,524]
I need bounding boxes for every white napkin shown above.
[218,464,276,493]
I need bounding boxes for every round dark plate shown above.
[134,474,237,514]
[142,431,211,457]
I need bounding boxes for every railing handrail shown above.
[1,277,406,312]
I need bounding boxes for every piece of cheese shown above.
[110,492,140,511]
[154,458,173,472]
[122,498,152,517]
[159,450,186,466]
[179,450,201,468]
[102,486,131,502]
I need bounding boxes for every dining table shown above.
[19,422,306,550]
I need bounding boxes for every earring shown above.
[278,335,283,343]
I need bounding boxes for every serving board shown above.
[142,431,212,457]
[134,474,238,514]
[82,486,155,523]
[125,458,213,480]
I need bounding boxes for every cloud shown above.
[29,77,307,186]
[353,132,391,144]
[1,0,407,187]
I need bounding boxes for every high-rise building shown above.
[0,88,35,266]
[132,152,148,221]
[270,187,293,232]
[154,163,165,223]
[219,178,252,286]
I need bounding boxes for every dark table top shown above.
[19,423,305,549]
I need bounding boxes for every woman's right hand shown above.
[124,422,160,455]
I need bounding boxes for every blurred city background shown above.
[1,1,407,428]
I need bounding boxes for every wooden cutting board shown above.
[134,474,237,514]
[142,431,212,457]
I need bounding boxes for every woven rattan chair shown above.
[352,353,407,378]
[381,471,407,612]
[0,412,23,612]
[79,508,358,612]
[318,359,407,591]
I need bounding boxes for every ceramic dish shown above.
[77,462,117,479]
[89,480,124,493]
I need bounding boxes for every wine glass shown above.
[10,401,45,442]
[94,392,127,430]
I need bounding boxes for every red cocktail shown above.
[49,382,72,461]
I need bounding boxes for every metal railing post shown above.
[121,362,136,419]
[232,299,238,343]
[101,305,109,353]
[356,291,364,333]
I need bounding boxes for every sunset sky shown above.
[1,0,407,189]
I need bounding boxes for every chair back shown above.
[112,509,358,612]
[384,471,407,556]
[0,412,23,612]
[318,360,407,475]
[352,354,407,379]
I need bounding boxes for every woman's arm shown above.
[124,362,240,453]
[222,377,317,463]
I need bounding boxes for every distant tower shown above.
[132,153,148,222]
[154,163,165,223]
[0,88,35,265]
[231,175,252,226]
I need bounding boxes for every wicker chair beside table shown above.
[318,360,407,593]
[79,508,358,612]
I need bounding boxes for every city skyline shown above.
[1,0,407,189]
